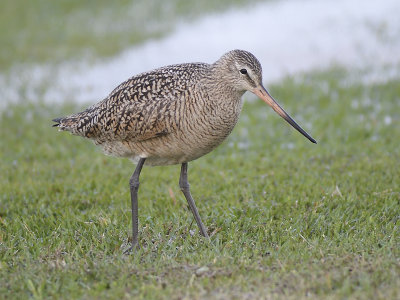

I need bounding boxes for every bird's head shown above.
[216,49,317,144]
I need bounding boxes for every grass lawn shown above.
[1,68,399,299]
[1,0,399,298]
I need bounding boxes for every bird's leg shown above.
[127,157,146,252]
[179,163,209,238]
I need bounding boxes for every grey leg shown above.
[179,163,209,238]
[128,158,146,251]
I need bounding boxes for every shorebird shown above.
[53,49,316,250]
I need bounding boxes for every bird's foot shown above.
[122,241,140,255]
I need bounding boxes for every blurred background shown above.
[1,0,399,106]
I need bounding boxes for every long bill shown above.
[253,86,317,144]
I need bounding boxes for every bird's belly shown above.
[98,122,235,166]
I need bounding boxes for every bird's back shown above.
[54,62,209,142]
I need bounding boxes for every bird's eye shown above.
[240,69,248,75]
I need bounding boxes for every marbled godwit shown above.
[53,49,316,250]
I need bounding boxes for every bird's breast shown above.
[163,89,244,161]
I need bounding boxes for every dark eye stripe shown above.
[239,68,256,87]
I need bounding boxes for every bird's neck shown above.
[195,70,245,127]
[204,65,246,103]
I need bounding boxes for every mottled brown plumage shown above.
[54,50,263,165]
[53,50,316,250]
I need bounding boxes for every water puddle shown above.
[1,0,399,106]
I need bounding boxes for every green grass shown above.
[0,0,261,70]
[1,69,399,299]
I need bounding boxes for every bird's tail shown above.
[52,117,63,127]
[52,100,105,138]
[52,115,84,136]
